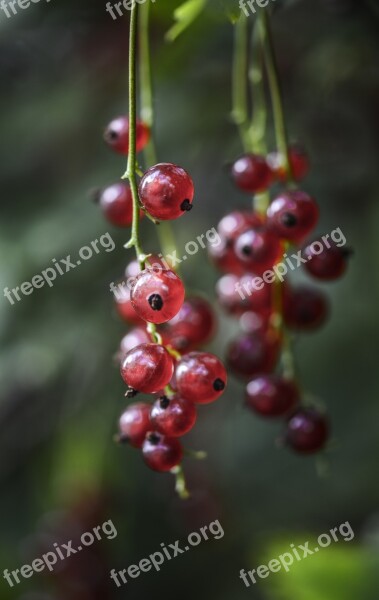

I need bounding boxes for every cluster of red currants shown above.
[209,145,350,455]
[98,116,227,477]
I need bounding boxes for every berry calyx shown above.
[118,403,151,448]
[131,268,185,324]
[285,408,329,454]
[226,329,281,378]
[142,432,183,472]
[283,286,329,331]
[96,182,143,227]
[303,242,350,281]
[104,116,150,155]
[139,163,194,221]
[151,396,197,437]
[267,191,319,243]
[246,375,299,417]
[231,154,273,193]
[120,343,174,393]
[175,352,227,404]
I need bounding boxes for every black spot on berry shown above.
[213,378,225,391]
[148,294,163,311]
[281,212,298,227]
[180,199,193,212]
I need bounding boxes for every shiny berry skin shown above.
[246,375,299,418]
[267,145,310,182]
[267,191,319,243]
[231,154,273,193]
[234,227,282,274]
[120,343,174,394]
[118,403,151,448]
[142,432,183,472]
[303,242,349,281]
[97,182,143,227]
[139,163,194,220]
[164,297,216,351]
[131,268,185,324]
[285,408,329,454]
[103,116,150,155]
[284,286,329,331]
[226,330,281,378]
[151,396,197,437]
[175,352,227,404]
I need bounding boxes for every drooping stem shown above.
[171,465,190,500]
[139,1,180,267]
[257,11,294,182]
[122,3,146,269]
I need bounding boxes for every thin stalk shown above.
[258,11,294,182]
[231,13,250,149]
[171,465,190,500]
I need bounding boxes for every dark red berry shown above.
[97,182,143,227]
[283,286,329,331]
[118,403,151,448]
[104,116,150,155]
[151,396,197,437]
[246,375,299,417]
[175,352,227,404]
[164,297,216,351]
[226,329,281,378]
[142,432,183,472]
[120,343,174,393]
[131,268,185,324]
[267,191,319,243]
[267,145,310,182]
[234,226,282,274]
[139,163,194,220]
[303,241,349,281]
[285,408,329,454]
[231,154,273,193]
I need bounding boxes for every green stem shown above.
[258,11,294,182]
[231,14,250,149]
[171,465,190,500]
[138,1,180,268]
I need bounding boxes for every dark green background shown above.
[1,0,379,598]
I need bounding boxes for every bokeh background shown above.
[1,0,379,598]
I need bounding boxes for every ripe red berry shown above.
[131,268,185,324]
[285,408,329,454]
[139,163,194,220]
[164,297,216,351]
[283,286,329,331]
[114,286,145,325]
[120,343,174,394]
[267,144,310,182]
[267,191,319,243]
[118,403,151,448]
[151,396,197,437]
[97,182,144,227]
[104,116,150,155]
[246,375,299,418]
[142,432,183,472]
[175,352,227,404]
[226,329,281,378]
[231,154,273,193]
[303,242,349,281]
[234,226,281,274]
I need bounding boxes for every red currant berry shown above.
[226,329,281,378]
[131,268,185,324]
[246,375,299,418]
[115,286,145,325]
[139,163,194,220]
[284,286,329,331]
[267,191,319,243]
[118,403,151,448]
[239,311,271,334]
[142,432,183,472]
[234,227,282,274]
[303,242,350,281]
[217,210,263,239]
[231,154,273,193]
[151,396,197,437]
[175,352,227,404]
[267,144,310,182]
[216,274,272,316]
[285,408,329,454]
[97,182,143,227]
[103,116,150,155]
[120,343,174,394]
[120,327,150,357]
[164,297,216,351]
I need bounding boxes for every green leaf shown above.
[165,0,207,42]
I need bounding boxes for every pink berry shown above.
[151,396,197,437]
[246,375,299,417]
[267,190,319,243]
[231,154,273,193]
[118,403,151,448]
[104,116,150,155]
[142,432,183,472]
[120,343,174,394]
